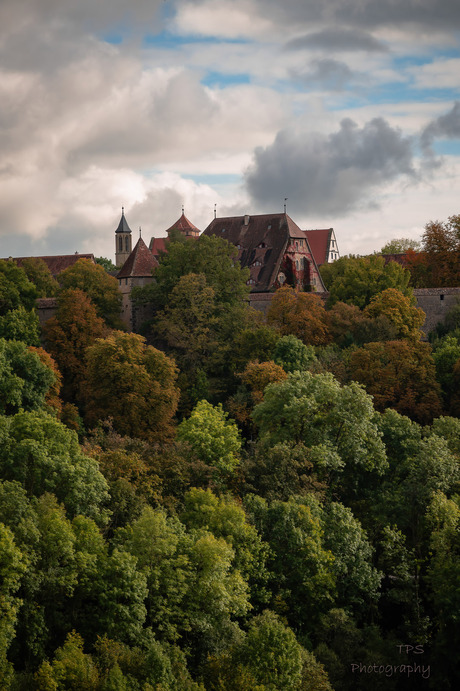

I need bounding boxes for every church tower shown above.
[115,207,133,267]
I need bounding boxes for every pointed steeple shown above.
[115,207,133,267]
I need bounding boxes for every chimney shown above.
[244,214,250,226]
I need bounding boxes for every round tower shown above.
[115,207,133,267]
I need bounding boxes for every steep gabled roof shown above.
[13,254,95,277]
[203,213,292,292]
[117,237,158,279]
[304,228,333,266]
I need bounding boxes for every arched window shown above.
[125,236,130,252]
[118,237,123,251]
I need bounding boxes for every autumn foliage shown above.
[267,285,331,346]
[84,331,179,442]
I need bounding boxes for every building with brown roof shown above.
[116,236,159,330]
[203,213,326,296]
[13,253,95,277]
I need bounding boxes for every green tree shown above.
[380,237,421,254]
[115,506,250,660]
[0,306,40,345]
[252,372,388,494]
[0,260,38,315]
[244,495,336,633]
[95,256,117,273]
[432,334,460,413]
[236,610,305,690]
[35,631,100,690]
[0,410,110,523]
[84,331,179,442]
[181,488,270,606]
[59,258,122,328]
[176,400,241,484]
[0,338,57,415]
[20,257,59,298]
[320,255,412,309]
[132,234,250,314]
[0,522,27,683]
[323,502,381,617]
[273,334,317,373]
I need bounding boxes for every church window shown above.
[118,237,123,251]
[125,236,130,252]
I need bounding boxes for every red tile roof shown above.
[149,236,168,259]
[304,229,333,266]
[165,212,200,236]
[116,237,158,279]
[13,254,95,277]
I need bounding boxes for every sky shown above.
[1,0,460,261]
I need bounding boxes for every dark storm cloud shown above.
[245,117,416,215]
[284,27,386,53]
[421,102,460,152]
[291,59,354,90]
[252,0,460,31]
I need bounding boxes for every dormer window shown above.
[257,242,266,249]
[221,228,226,233]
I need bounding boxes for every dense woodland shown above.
[0,215,460,690]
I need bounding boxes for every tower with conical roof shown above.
[115,207,133,267]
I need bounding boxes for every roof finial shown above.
[139,226,142,238]
[181,204,184,215]
[284,197,288,214]
[214,203,217,219]
[122,206,124,216]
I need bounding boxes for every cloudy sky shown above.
[1,0,460,260]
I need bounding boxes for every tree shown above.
[0,338,57,416]
[181,488,270,605]
[322,502,381,617]
[380,237,421,254]
[348,340,442,423]
[421,214,460,286]
[95,256,117,273]
[114,506,250,659]
[132,234,250,314]
[176,400,241,484]
[320,255,412,309]
[252,372,388,489]
[0,410,110,523]
[363,288,425,341]
[0,306,40,346]
[29,347,62,414]
[273,334,317,373]
[20,257,59,297]
[44,288,108,403]
[58,258,122,328]
[235,610,305,690]
[0,522,27,680]
[267,286,331,346]
[84,331,179,442]
[244,495,336,633]
[432,334,460,413]
[0,260,38,315]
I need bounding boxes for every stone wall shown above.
[249,287,460,337]
[413,287,460,335]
